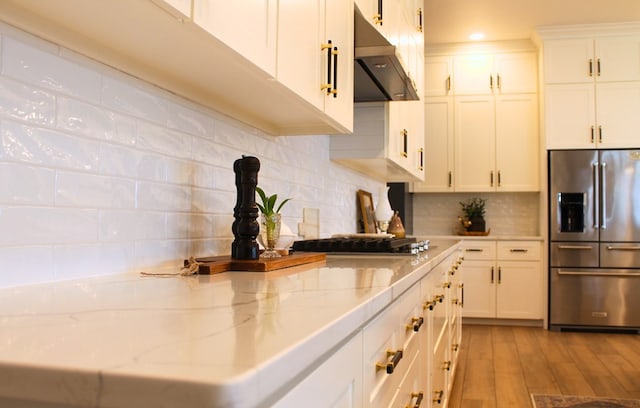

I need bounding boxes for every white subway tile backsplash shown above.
[136,121,192,159]
[0,27,383,287]
[0,246,55,288]
[0,77,56,125]
[0,162,55,204]
[1,36,101,102]
[57,97,136,145]
[135,182,191,212]
[165,98,212,137]
[99,210,166,241]
[0,207,99,246]
[55,172,136,208]
[134,239,189,271]
[101,76,169,125]
[97,143,143,179]
[53,243,135,281]
[1,121,99,170]
[412,192,540,236]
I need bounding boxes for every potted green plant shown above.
[256,187,291,258]
[459,197,486,233]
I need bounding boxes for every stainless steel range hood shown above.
[354,7,419,102]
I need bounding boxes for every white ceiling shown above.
[424,0,640,44]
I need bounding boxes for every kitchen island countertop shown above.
[0,239,461,408]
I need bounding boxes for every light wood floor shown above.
[448,324,640,407]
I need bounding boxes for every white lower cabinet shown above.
[461,240,543,320]
[363,283,423,407]
[276,247,464,407]
[274,332,364,407]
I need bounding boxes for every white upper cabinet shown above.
[277,0,354,132]
[453,52,537,95]
[544,36,640,84]
[412,97,454,192]
[425,56,453,97]
[539,25,640,149]
[415,46,539,193]
[455,93,539,192]
[1,0,353,136]
[331,102,424,182]
[193,0,277,77]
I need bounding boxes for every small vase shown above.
[260,213,282,258]
[467,216,486,232]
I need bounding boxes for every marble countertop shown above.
[0,239,461,408]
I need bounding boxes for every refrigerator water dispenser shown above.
[558,192,585,233]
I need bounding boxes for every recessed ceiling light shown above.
[469,32,485,41]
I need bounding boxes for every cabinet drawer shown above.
[430,324,449,407]
[461,240,496,260]
[497,241,541,261]
[363,284,420,407]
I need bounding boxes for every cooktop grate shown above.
[292,237,424,254]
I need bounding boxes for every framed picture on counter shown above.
[357,189,377,233]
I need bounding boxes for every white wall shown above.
[0,23,382,287]
[412,192,540,236]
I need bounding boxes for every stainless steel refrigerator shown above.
[549,149,640,332]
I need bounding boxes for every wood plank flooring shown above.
[448,325,640,407]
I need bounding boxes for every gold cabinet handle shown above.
[320,41,333,93]
[423,300,437,311]
[406,316,424,332]
[418,148,424,171]
[433,390,444,404]
[401,129,408,158]
[407,392,424,408]
[442,281,451,289]
[376,349,403,374]
[442,360,452,371]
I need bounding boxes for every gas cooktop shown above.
[291,236,429,255]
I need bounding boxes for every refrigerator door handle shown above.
[600,161,607,230]
[557,270,640,277]
[558,245,594,250]
[606,245,640,251]
[593,162,600,229]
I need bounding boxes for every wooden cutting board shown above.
[191,252,326,274]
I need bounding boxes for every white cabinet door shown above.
[278,0,353,131]
[493,52,538,94]
[544,83,596,149]
[496,261,543,319]
[412,97,454,192]
[495,94,539,191]
[277,0,323,111]
[542,38,594,84]
[543,34,640,149]
[454,96,496,192]
[595,36,640,82]
[425,56,453,97]
[453,52,537,95]
[460,261,496,318]
[273,332,363,407]
[596,82,640,148]
[323,0,354,130]
[453,54,493,95]
[193,0,277,76]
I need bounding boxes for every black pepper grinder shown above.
[231,156,261,260]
